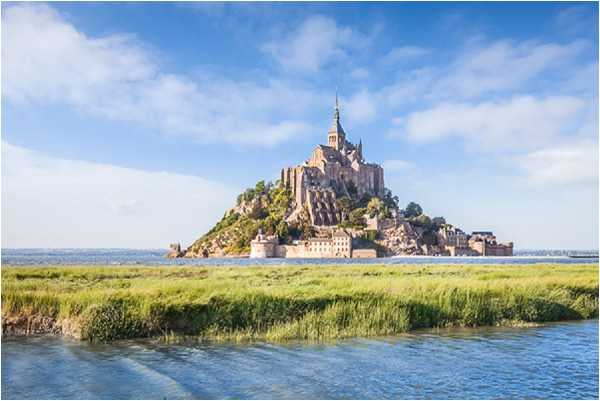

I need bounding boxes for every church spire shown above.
[333,89,340,122]
[328,90,346,150]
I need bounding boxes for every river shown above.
[2,320,597,399]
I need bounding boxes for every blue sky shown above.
[2,2,598,249]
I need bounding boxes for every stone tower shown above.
[327,93,346,150]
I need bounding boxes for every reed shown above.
[2,263,597,342]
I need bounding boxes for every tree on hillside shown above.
[348,207,367,228]
[367,197,391,218]
[405,202,423,218]
[413,213,432,228]
[336,196,353,221]
[382,188,399,210]
[255,180,266,194]
[276,220,289,240]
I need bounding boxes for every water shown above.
[1,248,598,266]
[2,320,597,399]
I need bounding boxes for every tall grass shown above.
[2,263,597,342]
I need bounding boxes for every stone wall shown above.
[352,249,377,258]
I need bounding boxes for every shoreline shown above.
[5,317,599,345]
[2,263,597,343]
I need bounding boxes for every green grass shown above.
[2,263,597,342]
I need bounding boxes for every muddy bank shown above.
[2,314,80,338]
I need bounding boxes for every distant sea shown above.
[1,248,598,266]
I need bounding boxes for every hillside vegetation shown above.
[187,181,296,256]
[2,263,597,342]
[186,179,443,256]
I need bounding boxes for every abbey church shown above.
[180,94,514,259]
[281,96,385,226]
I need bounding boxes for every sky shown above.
[1,1,598,249]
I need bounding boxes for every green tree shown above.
[255,180,266,194]
[357,193,373,208]
[367,197,384,217]
[242,188,256,202]
[405,202,423,218]
[382,188,399,210]
[276,220,289,240]
[336,196,353,221]
[348,207,367,228]
[421,230,438,246]
[413,213,432,228]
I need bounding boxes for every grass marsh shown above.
[2,263,597,342]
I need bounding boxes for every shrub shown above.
[79,300,144,342]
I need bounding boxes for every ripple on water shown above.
[1,320,598,399]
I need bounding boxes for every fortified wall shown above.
[250,228,376,258]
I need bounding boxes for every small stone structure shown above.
[437,225,473,256]
[435,227,513,256]
[249,229,279,258]
[166,243,183,258]
[352,249,378,258]
[467,232,514,256]
[250,229,357,258]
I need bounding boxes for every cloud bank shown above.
[1,142,237,248]
[2,4,318,147]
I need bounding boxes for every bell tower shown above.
[327,92,346,150]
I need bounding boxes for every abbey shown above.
[181,94,514,259]
[281,95,385,226]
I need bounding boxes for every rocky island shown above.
[171,96,513,259]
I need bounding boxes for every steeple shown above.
[328,91,346,150]
[358,138,363,161]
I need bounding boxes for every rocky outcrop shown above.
[166,243,184,258]
[376,221,422,256]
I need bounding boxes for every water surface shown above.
[2,248,598,266]
[2,320,597,399]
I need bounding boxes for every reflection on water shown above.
[1,248,598,266]
[2,320,598,399]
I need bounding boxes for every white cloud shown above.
[517,139,599,186]
[554,6,596,35]
[382,46,429,65]
[400,95,587,151]
[1,3,317,147]
[261,15,367,72]
[1,142,237,248]
[343,90,377,125]
[431,39,587,99]
[382,67,438,107]
[370,38,589,112]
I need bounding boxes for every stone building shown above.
[250,229,356,258]
[468,231,514,256]
[249,229,278,258]
[437,225,472,256]
[281,95,385,226]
